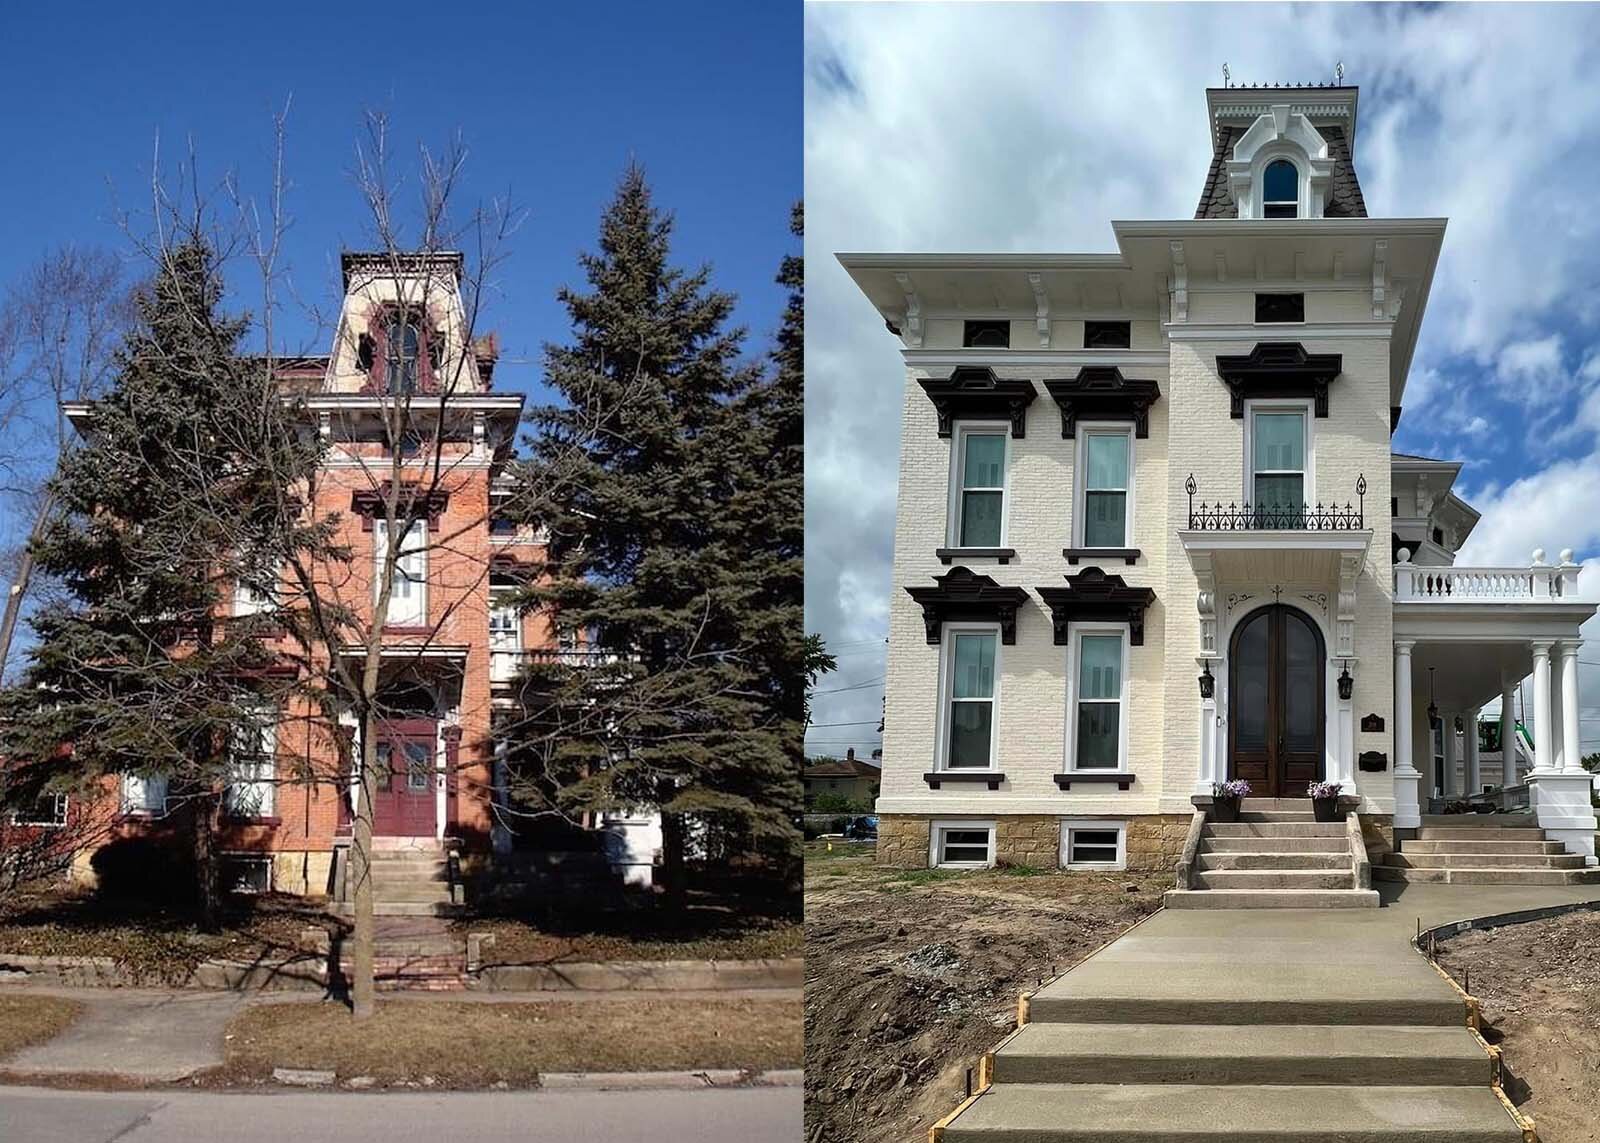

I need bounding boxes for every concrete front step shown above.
[1384,851,1587,870]
[1418,813,1536,829]
[1202,836,1348,853]
[1373,865,1600,885]
[1028,985,1463,1028]
[1195,870,1356,891]
[1237,811,1315,822]
[1206,822,1346,838]
[1196,851,1351,871]
[1417,826,1545,841]
[941,1083,1522,1142]
[992,1022,1493,1087]
[1400,839,1565,855]
[1164,888,1379,910]
[332,901,467,917]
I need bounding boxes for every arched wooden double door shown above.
[1228,604,1325,797]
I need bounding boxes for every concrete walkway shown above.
[942,882,1600,1141]
[0,985,801,1083]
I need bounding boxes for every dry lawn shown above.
[0,994,83,1059]
[223,997,802,1086]
[465,916,802,965]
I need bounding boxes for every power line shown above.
[811,676,886,696]
[807,720,881,728]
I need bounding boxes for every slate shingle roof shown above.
[1194,122,1367,220]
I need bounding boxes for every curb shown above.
[1415,897,1600,947]
[539,1068,798,1091]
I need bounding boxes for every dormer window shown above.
[1262,160,1299,219]
[386,315,421,394]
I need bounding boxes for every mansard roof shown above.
[1195,123,1367,220]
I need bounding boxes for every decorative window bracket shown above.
[917,366,1037,439]
[1035,566,1156,646]
[924,771,1006,791]
[1042,367,1160,439]
[1215,342,1342,418]
[1053,772,1135,791]
[905,566,1031,645]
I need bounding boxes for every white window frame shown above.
[225,706,277,819]
[121,773,169,816]
[233,574,273,617]
[936,622,1002,773]
[1242,398,1315,516]
[1250,148,1311,220]
[1064,622,1131,774]
[10,793,67,828]
[375,518,428,627]
[929,819,996,869]
[945,422,1009,549]
[1059,819,1127,871]
[1073,423,1135,550]
[489,593,522,653]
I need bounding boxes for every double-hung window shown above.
[953,428,1006,548]
[1070,629,1125,771]
[1079,429,1131,548]
[1250,407,1308,527]
[944,629,998,769]
[226,707,276,819]
[375,519,428,627]
[122,773,169,815]
[1262,159,1299,218]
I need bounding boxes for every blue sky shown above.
[0,1,799,399]
[804,3,1600,757]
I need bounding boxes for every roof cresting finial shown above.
[1335,60,1344,84]
[1222,62,1230,88]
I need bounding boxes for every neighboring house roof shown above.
[1392,451,1453,464]
[804,759,882,780]
[1194,124,1367,220]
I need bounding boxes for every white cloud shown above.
[804,3,1600,755]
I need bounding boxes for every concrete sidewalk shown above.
[0,985,800,1083]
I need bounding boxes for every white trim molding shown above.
[1059,819,1127,871]
[1064,622,1133,774]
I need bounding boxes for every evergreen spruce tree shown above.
[0,241,322,926]
[508,170,803,900]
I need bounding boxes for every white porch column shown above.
[1195,658,1217,796]
[1500,680,1517,784]
[1336,659,1356,795]
[1559,640,1582,774]
[1464,708,1482,796]
[1531,640,1555,774]
[1393,640,1420,829]
[1528,638,1597,864]
[1441,711,1458,798]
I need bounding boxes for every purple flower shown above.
[1307,781,1343,800]
[1213,779,1251,799]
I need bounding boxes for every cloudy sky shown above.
[804,2,1600,760]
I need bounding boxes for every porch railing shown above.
[1394,549,1578,602]
[490,647,619,682]
[1185,474,1365,531]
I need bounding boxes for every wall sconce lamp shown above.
[1337,661,1353,701]
[1198,660,1215,700]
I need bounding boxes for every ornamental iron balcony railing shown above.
[1185,473,1366,531]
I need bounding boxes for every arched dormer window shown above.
[386,314,420,394]
[1263,160,1299,218]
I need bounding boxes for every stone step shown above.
[1163,888,1380,910]
[367,873,454,892]
[1196,851,1351,871]
[992,1023,1493,1087]
[1418,813,1537,829]
[1206,822,1346,838]
[1383,851,1586,870]
[1373,865,1600,885]
[1417,826,1545,841]
[1201,836,1348,853]
[1028,976,1463,1028]
[1236,811,1316,822]
[1401,839,1565,855]
[333,901,467,917]
[940,1083,1522,1141]
[1195,870,1355,890]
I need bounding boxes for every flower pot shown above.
[1312,797,1342,823]
[1211,796,1241,823]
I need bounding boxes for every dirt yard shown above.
[459,908,801,965]
[1436,907,1600,1143]
[804,841,1166,1143]
[0,994,83,1060]
[219,996,801,1086]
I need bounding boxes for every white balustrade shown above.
[1394,547,1578,602]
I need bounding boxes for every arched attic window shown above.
[1262,160,1299,219]
[385,314,421,394]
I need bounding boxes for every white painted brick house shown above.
[840,84,1599,896]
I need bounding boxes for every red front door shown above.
[372,720,437,836]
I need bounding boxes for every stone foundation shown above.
[876,813,1191,872]
[1358,814,1395,858]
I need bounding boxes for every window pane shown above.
[1076,703,1120,768]
[962,434,1005,488]
[1085,434,1128,490]
[960,491,1003,546]
[952,634,996,699]
[1070,830,1120,863]
[948,703,993,767]
[1083,491,1126,547]
[1254,474,1305,513]
[1234,612,1269,750]
[1073,828,1119,848]
[1264,160,1298,203]
[1078,635,1121,700]
[1284,612,1320,750]
[1253,413,1304,472]
[406,742,432,790]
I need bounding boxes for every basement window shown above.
[1060,821,1126,870]
[223,855,272,895]
[10,794,67,828]
[1083,321,1131,349]
[963,320,1010,349]
[930,821,995,868]
[1255,293,1305,324]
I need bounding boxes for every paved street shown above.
[0,1084,802,1143]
